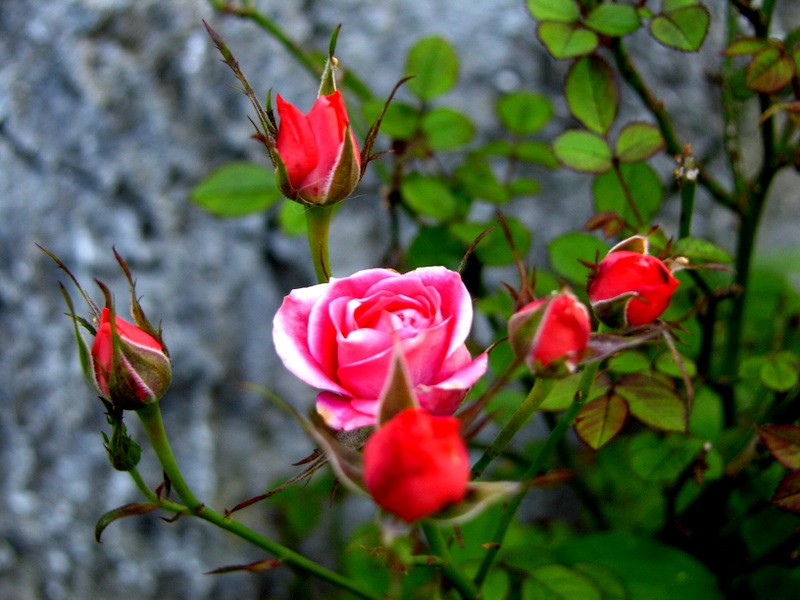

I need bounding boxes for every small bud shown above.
[363,408,469,522]
[508,291,591,377]
[273,91,361,206]
[587,239,680,328]
[91,307,172,410]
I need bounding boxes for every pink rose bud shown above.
[363,408,469,522]
[508,291,591,377]
[272,267,488,431]
[274,90,361,205]
[91,308,171,410]
[587,249,680,327]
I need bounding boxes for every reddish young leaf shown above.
[771,471,800,515]
[575,393,629,449]
[756,424,800,470]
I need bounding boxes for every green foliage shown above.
[191,162,281,217]
[404,36,460,100]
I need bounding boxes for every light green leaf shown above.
[649,5,710,52]
[400,173,460,222]
[565,56,618,135]
[672,237,734,263]
[526,0,581,22]
[575,394,629,450]
[617,374,687,433]
[190,162,280,217]
[553,130,613,173]
[615,122,664,162]
[548,231,608,283]
[517,141,560,167]
[422,107,475,150]
[724,37,770,56]
[455,157,509,204]
[405,36,459,100]
[584,4,641,37]
[759,354,799,392]
[593,162,663,224]
[278,198,307,236]
[538,21,599,59]
[497,91,554,135]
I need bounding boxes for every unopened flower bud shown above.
[91,308,171,410]
[508,291,591,377]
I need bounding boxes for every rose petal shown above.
[411,267,473,357]
[417,351,488,414]
[316,392,375,431]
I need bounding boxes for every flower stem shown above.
[421,521,480,600]
[305,205,334,283]
[136,403,384,600]
[471,377,555,479]
[473,362,599,589]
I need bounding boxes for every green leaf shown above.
[517,141,560,167]
[406,226,465,270]
[745,46,795,93]
[190,162,280,217]
[540,372,610,411]
[450,216,532,266]
[772,472,800,514]
[421,107,475,150]
[593,162,663,224]
[584,4,641,37]
[400,173,460,221]
[548,231,608,283]
[555,531,725,600]
[756,424,800,470]
[362,99,419,140]
[759,354,799,392]
[608,350,651,374]
[524,564,603,600]
[405,36,459,100]
[572,563,627,600]
[616,374,687,432]
[526,0,581,22]
[538,21,599,59]
[672,237,733,263]
[575,394,629,450]
[565,56,618,135]
[455,157,509,203]
[615,122,664,163]
[553,130,613,173]
[278,198,307,236]
[508,177,543,197]
[628,432,704,483]
[654,351,697,379]
[497,91,554,135]
[724,37,770,57]
[649,5,710,52]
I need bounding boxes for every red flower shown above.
[275,91,361,205]
[508,291,591,377]
[91,308,171,409]
[363,408,469,522]
[588,250,679,327]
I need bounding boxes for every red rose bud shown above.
[274,90,361,205]
[363,408,469,522]
[91,308,171,410]
[508,291,591,377]
[588,250,680,327]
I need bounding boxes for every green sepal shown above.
[428,481,521,526]
[376,348,420,427]
[102,409,142,471]
[320,123,362,205]
[318,24,342,96]
[590,292,638,329]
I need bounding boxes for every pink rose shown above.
[272,267,488,430]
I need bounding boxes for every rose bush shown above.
[272,267,487,430]
[363,408,469,522]
[274,90,361,205]
[508,291,591,376]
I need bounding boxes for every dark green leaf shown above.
[361,99,419,140]
[565,56,618,135]
[548,231,608,283]
[517,141,561,167]
[628,432,704,482]
[616,374,687,432]
[572,563,628,600]
[615,122,664,163]
[649,5,710,52]
[524,564,603,600]
[422,107,475,150]
[450,216,532,266]
[756,424,800,470]
[508,177,543,197]
[526,0,581,22]
[190,162,280,217]
[497,91,554,135]
[584,4,641,37]
[405,36,459,100]
[538,21,599,59]
[406,226,465,270]
[553,131,613,173]
[455,157,509,203]
[772,472,800,514]
[593,162,663,224]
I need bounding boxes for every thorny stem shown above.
[136,404,384,600]
[474,362,600,589]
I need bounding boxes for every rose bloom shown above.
[91,307,171,409]
[587,250,680,327]
[272,267,487,430]
[509,291,591,376]
[275,90,360,205]
[363,408,469,522]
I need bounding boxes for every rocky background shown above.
[1,1,798,599]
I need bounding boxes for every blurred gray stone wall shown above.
[1,1,798,599]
